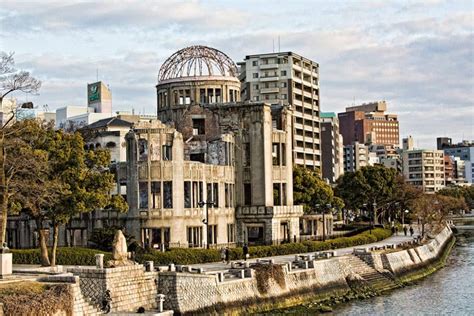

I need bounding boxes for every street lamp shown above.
[402,209,409,226]
[198,200,215,249]
[372,202,377,228]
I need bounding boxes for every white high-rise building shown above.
[239,52,321,169]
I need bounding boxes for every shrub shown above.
[12,247,112,265]
[11,228,392,266]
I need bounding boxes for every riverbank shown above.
[157,226,453,314]
[261,227,455,315]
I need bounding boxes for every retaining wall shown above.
[358,226,453,275]
[158,257,351,314]
[68,265,158,313]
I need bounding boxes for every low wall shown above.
[68,265,158,313]
[158,257,351,314]
[358,226,453,275]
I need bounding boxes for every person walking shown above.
[220,247,226,263]
[403,226,408,236]
[409,226,414,237]
[225,247,230,264]
[243,244,249,261]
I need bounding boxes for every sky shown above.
[0,0,473,149]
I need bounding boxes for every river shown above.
[332,236,474,316]
[270,236,474,315]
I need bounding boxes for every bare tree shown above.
[0,51,42,245]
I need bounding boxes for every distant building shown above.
[437,137,452,150]
[239,52,321,169]
[440,140,474,184]
[338,101,399,146]
[56,81,114,130]
[343,142,369,172]
[402,149,445,193]
[402,135,415,151]
[320,112,344,183]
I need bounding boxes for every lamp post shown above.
[372,202,377,227]
[198,200,215,249]
[402,209,409,226]
[324,204,332,241]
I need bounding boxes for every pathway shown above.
[190,231,419,272]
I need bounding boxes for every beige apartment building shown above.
[238,52,321,169]
[402,149,445,193]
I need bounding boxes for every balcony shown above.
[260,87,280,94]
[260,63,279,70]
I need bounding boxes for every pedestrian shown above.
[220,247,226,263]
[391,226,395,235]
[410,226,414,237]
[395,226,398,236]
[225,247,230,264]
[243,244,249,261]
[403,226,408,236]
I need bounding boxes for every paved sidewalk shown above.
[191,231,419,272]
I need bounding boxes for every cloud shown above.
[2,0,472,148]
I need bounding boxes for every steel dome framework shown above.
[158,45,238,82]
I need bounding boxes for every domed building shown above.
[156,45,241,127]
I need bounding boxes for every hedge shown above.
[12,247,112,266]
[12,228,391,266]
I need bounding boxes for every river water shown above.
[271,236,474,315]
[332,236,474,316]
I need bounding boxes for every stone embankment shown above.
[157,226,454,314]
[19,226,452,315]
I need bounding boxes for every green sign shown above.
[89,83,100,102]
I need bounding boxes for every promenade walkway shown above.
[191,230,419,272]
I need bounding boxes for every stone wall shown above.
[158,256,350,314]
[68,265,158,313]
[357,226,453,275]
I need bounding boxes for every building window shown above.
[252,60,258,66]
[243,143,251,166]
[253,73,259,78]
[208,225,217,245]
[207,183,219,207]
[192,118,205,135]
[187,226,203,248]
[253,84,259,90]
[280,82,287,88]
[190,153,205,163]
[244,183,251,205]
[253,96,259,101]
[184,181,192,208]
[273,183,281,206]
[281,94,287,99]
[162,145,172,161]
[227,224,235,243]
[151,181,161,209]
[192,181,203,208]
[163,181,173,208]
[138,139,148,161]
[281,70,287,76]
[139,182,148,209]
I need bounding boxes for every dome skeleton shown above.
[158,45,238,81]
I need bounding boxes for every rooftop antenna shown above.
[278,36,281,52]
[272,39,275,53]
[96,68,99,82]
